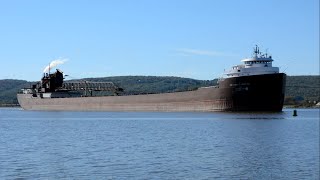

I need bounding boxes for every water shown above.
[0,108,319,179]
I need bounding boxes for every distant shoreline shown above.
[0,104,20,107]
[283,105,320,109]
[1,104,319,109]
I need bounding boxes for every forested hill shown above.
[0,79,30,105]
[0,75,319,106]
[284,76,319,106]
[81,76,217,95]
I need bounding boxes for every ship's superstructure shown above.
[18,46,286,112]
[22,69,123,98]
[224,46,279,78]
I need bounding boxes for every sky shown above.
[0,0,319,81]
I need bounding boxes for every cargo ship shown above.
[17,46,286,112]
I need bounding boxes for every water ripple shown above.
[0,108,319,179]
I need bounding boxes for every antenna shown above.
[254,45,259,56]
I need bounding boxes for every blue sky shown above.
[0,0,319,81]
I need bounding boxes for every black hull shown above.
[17,73,286,112]
[218,73,286,111]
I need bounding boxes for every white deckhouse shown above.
[224,46,279,78]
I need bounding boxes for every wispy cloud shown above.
[175,48,236,57]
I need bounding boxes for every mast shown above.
[253,45,260,57]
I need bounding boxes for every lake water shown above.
[0,108,319,179]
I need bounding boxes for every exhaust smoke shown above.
[43,58,68,73]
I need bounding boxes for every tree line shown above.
[0,75,318,107]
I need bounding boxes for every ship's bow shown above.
[220,73,286,111]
